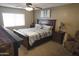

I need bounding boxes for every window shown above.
[2,13,25,27]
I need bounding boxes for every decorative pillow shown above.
[35,24,42,29]
[42,25,53,30]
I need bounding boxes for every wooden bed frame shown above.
[37,19,56,31]
[13,19,56,50]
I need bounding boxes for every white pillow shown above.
[43,25,53,30]
[35,24,42,29]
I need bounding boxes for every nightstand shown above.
[30,23,35,28]
[53,31,65,44]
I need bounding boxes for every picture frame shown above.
[40,9,51,18]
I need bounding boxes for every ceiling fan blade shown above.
[30,6,42,10]
[26,3,42,10]
[26,3,32,7]
[35,7,42,9]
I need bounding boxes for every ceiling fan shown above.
[25,3,42,11]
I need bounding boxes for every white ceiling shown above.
[0,3,69,9]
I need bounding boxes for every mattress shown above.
[13,28,52,46]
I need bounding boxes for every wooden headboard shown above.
[37,19,56,31]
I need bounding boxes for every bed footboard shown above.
[13,30,30,49]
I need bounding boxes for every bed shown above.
[13,19,56,49]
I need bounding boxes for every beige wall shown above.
[34,3,79,37]
[0,6,33,29]
[25,10,33,28]
[51,3,79,37]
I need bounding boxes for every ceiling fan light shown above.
[25,7,33,11]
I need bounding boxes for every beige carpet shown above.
[19,41,72,56]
